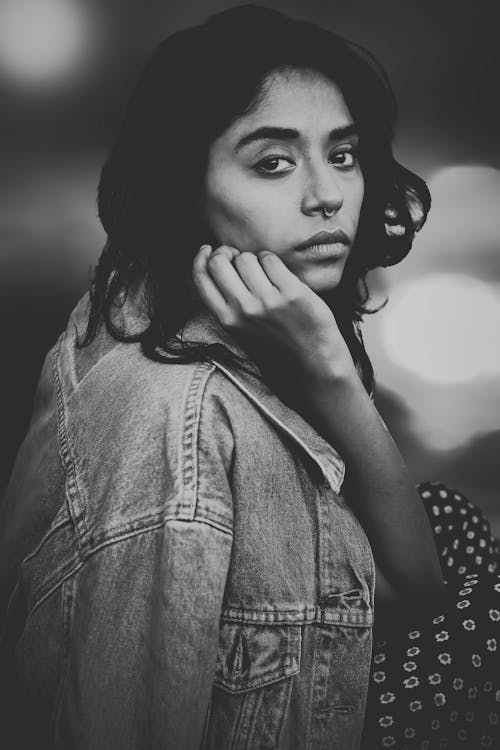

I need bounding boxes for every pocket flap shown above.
[214,621,301,694]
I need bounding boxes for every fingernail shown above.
[199,244,212,252]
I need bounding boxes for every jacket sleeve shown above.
[53,374,235,749]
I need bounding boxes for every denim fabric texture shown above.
[0,286,375,749]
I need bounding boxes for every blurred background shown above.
[1,0,499,535]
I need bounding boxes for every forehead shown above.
[234,68,352,134]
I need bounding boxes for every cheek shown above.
[204,168,246,228]
[204,178,283,251]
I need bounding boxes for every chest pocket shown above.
[214,620,301,693]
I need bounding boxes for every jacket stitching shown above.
[221,608,373,627]
[23,498,232,566]
[20,517,233,632]
[21,516,72,565]
[52,336,88,551]
[65,324,122,395]
[57,503,233,547]
[180,361,217,520]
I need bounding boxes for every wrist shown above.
[299,356,361,392]
[298,366,373,432]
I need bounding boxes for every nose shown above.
[301,160,343,217]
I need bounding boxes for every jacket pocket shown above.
[205,621,301,749]
[214,620,301,694]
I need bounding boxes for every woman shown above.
[1,5,498,749]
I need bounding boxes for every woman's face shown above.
[201,67,364,295]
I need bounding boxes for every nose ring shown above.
[323,207,335,218]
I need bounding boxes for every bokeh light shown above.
[0,0,102,91]
[379,273,500,384]
[387,165,500,283]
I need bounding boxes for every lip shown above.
[295,229,351,251]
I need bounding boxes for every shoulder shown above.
[64,290,256,423]
[57,351,240,538]
[66,333,248,471]
[77,343,245,434]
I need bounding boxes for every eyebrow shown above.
[234,124,358,152]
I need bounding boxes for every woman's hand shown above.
[192,244,357,384]
[193,248,446,609]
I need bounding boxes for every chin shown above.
[299,266,345,295]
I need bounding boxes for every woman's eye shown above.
[255,156,294,175]
[254,149,357,175]
[330,149,357,168]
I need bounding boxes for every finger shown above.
[233,252,281,301]
[210,245,241,263]
[192,245,232,320]
[257,251,304,295]
[206,248,259,310]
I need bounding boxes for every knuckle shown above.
[191,271,205,288]
[219,245,238,258]
[282,284,303,302]
[263,292,286,312]
[234,252,255,267]
[219,311,238,329]
[240,299,264,318]
[259,251,280,266]
[191,262,205,277]
[207,252,226,266]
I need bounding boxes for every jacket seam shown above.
[65,324,122,395]
[52,336,88,551]
[180,361,218,520]
[20,516,233,633]
[21,516,72,566]
[221,607,373,627]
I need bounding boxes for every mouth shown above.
[297,242,347,261]
[294,229,350,261]
[295,229,351,253]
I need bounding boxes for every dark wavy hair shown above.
[80,4,430,392]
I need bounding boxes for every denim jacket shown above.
[0,288,375,750]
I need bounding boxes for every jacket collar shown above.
[71,288,345,494]
[181,307,346,494]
